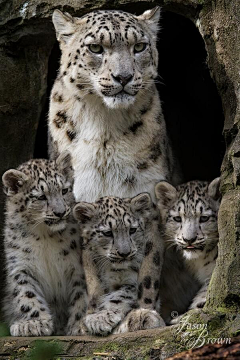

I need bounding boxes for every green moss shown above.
[91,328,188,360]
[0,322,10,337]
[93,340,149,359]
[224,294,240,310]
[24,340,63,360]
[233,329,240,336]
[177,308,240,342]
[92,343,128,359]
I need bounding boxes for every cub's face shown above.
[53,8,160,109]
[73,194,153,269]
[2,153,74,233]
[155,179,221,260]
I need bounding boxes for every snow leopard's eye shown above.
[102,230,113,237]
[173,216,182,222]
[88,44,103,54]
[62,188,68,195]
[38,194,47,201]
[134,43,147,53]
[200,216,210,223]
[129,227,137,235]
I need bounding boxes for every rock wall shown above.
[197,0,240,317]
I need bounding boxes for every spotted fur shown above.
[49,7,180,202]
[73,194,164,335]
[2,153,87,336]
[48,7,180,319]
[155,178,221,322]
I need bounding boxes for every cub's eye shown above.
[62,188,68,195]
[134,43,147,53]
[200,216,210,223]
[102,230,113,237]
[129,228,137,235]
[88,44,103,54]
[173,216,182,222]
[38,194,47,201]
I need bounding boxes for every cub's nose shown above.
[53,210,66,218]
[183,236,197,245]
[112,74,133,87]
[117,249,131,259]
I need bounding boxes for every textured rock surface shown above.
[0,329,239,359]
[166,335,240,360]
[0,0,239,357]
[199,0,240,316]
[0,326,199,360]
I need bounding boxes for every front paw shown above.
[113,309,165,334]
[83,311,122,336]
[170,314,183,325]
[66,320,86,336]
[10,319,53,336]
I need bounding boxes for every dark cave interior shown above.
[34,9,225,183]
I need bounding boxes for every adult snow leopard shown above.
[2,153,87,336]
[48,7,180,325]
[49,7,179,202]
[155,178,220,322]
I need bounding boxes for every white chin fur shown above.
[183,249,202,260]
[48,221,66,233]
[103,94,136,109]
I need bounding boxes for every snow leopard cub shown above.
[155,178,220,320]
[2,152,87,336]
[73,194,164,335]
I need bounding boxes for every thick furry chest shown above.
[25,233,81,302]
[72,139,135,199]
[187,250,217,285]
[49,91,171,202]
[63,138,165,202]
[196,260,216,284]
[104,267,138,290]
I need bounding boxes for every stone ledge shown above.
[0,310,239,360]
[0,326,182,359]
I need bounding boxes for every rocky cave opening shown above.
[34,9,225,184]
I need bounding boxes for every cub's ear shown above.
[56,151,73,179]
[2,170,28,196]
[208,177,221,201]
[137,7,161,36]
[130,193,152,214]
[73,202,97,224]
[155,181,177,208]
[52,10,76,44]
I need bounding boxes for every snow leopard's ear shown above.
[52,10,76,44]
[137,7,161,36]
[73,202,97,224]
[130,193,152,214]
[208,177,221,201]
[2,169,29,196]
[56,151,73,180]
[155,181,177,209]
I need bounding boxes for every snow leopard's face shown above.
[155,179,221,260]
[53,7,160,109]
[2,153,74,233]
[73,193,153,269]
